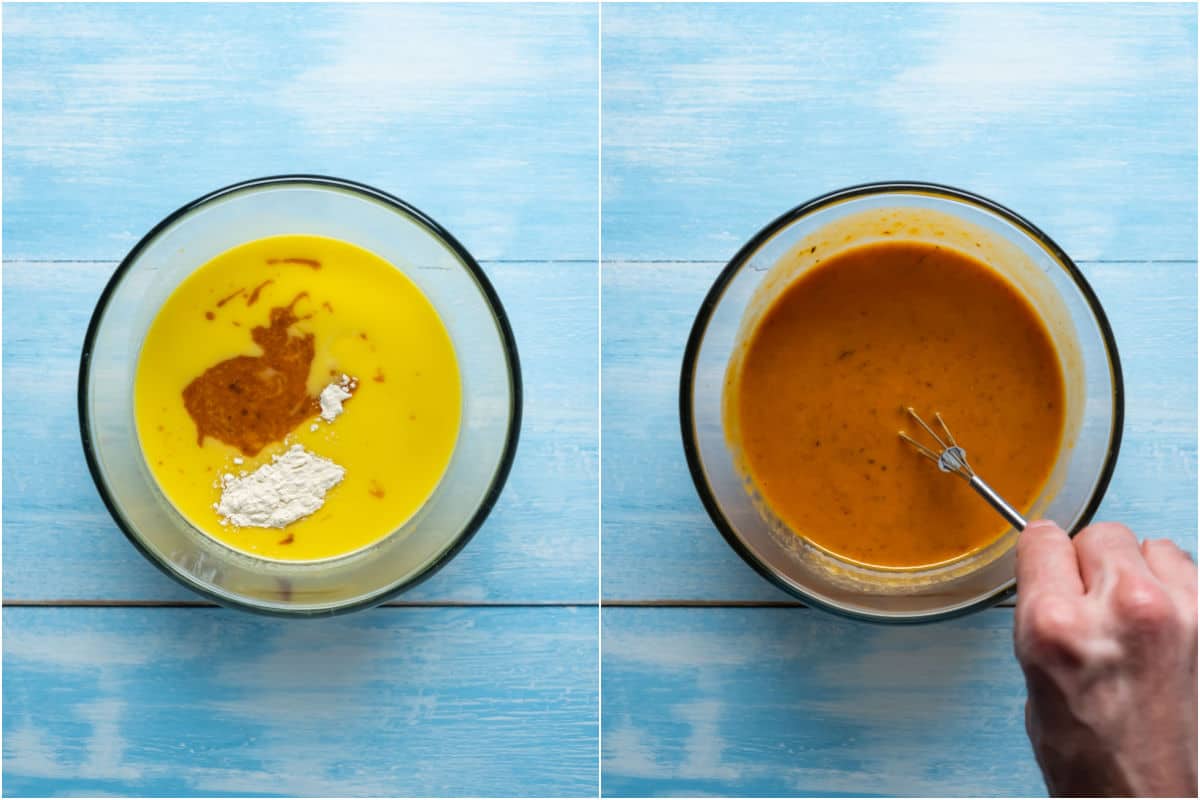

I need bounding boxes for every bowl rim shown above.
[678,180,1125,624]
[78,174,523,617]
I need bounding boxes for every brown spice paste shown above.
[216,288,243,307]
[267,257,322,270]
[246,279,273,306]
[182,293,319,456]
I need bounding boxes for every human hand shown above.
[1014,520,1197,797]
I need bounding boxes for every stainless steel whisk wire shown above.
[899,408,1028,531]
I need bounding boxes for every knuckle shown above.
[1017,595,1081,661]
[1113,574,1176,633]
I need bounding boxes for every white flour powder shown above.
[319,374,357,422]
[216,445,345,528]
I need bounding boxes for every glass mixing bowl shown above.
[80,176,521,616]
[680,182,1122,623]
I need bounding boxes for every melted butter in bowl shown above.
[82,176,521,615]
[135,234,463,563]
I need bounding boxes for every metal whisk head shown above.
[898,408,975,480]
[898,406,1028,531]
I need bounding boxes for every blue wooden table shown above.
[4,3,1197,798]
[600,3,1196,797]
[3,5,598,796]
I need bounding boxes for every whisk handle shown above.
[968,475,1028,532]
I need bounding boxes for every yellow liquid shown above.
[134,235,462,561]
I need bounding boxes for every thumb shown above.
[1017,519,1083,597]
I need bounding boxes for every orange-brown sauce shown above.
[731,240,1065,568]
[182,293,320,456]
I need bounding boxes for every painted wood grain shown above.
[2,3,599,261]
[601,607,1042,797]
[3,260,597,603]
[3,606,599,797]
[601,3,1197,262]
[601,261,1197,602]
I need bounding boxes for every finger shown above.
[1141,538,1198,604]
[1074,522,1153,594]
[1017,519,1083,598]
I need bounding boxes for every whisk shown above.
[898,407,1027,531]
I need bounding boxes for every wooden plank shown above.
[601,3,1197,262]
[3,606,599,797]
[3,261,597,603]
[2,3,599,261]
[601,607,1044,797]
[601,261,1197,601]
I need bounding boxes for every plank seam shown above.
[3,600,601,609]
[2,258,602,265]
[3,599,1017,609]
[3,258,1194,265]
[596,259,1199,265]
[601,599,1018,609]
